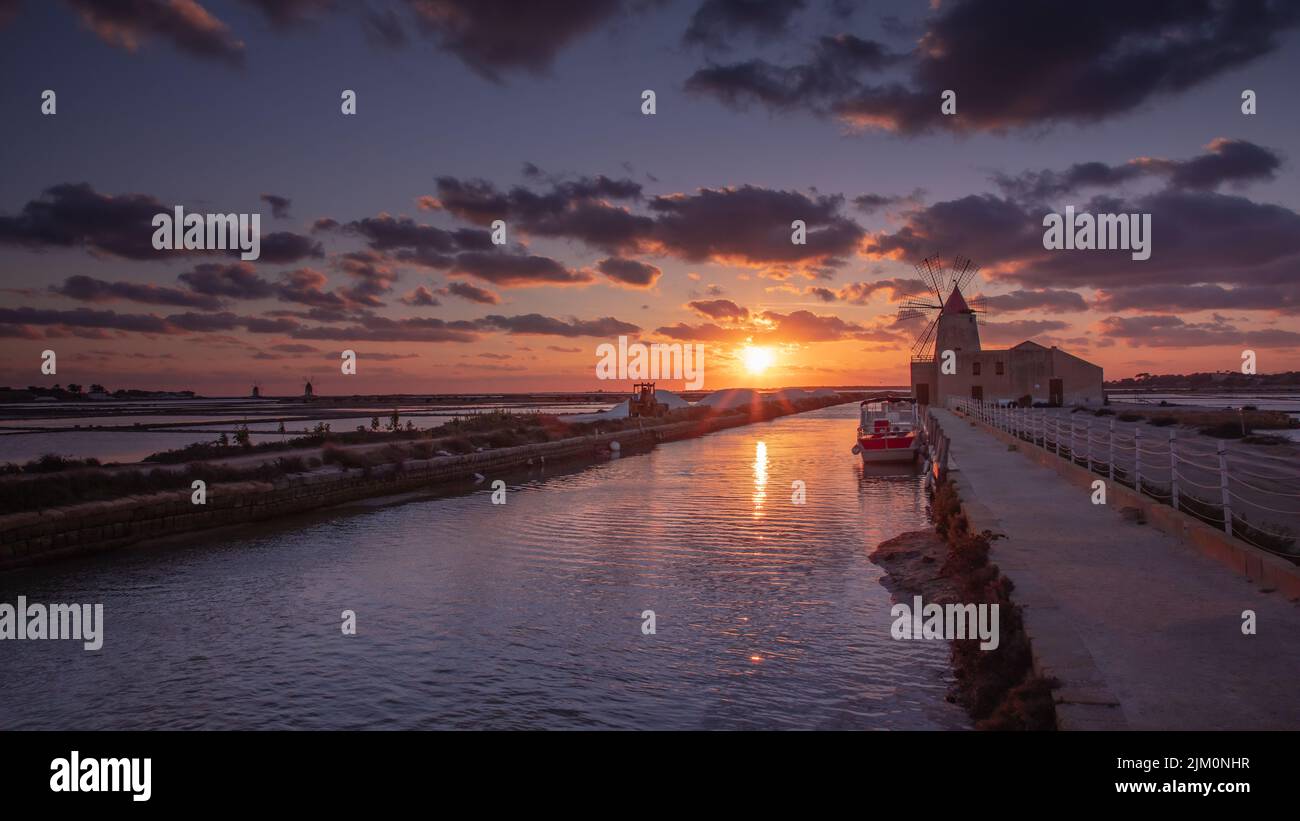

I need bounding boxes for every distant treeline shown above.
[0,385,195,400]
[1106,371,1300,390]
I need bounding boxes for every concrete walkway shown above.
[933,409,1300,730]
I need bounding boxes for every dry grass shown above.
[931,479,1057,730]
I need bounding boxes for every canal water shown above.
[0,404,967,729]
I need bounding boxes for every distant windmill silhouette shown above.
[895,254,989,359]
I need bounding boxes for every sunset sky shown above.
[2,0,1299,395]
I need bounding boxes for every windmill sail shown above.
[893,253,985,359]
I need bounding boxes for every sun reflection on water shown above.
[752,440,767,517]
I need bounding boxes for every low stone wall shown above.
[0,405,796,571]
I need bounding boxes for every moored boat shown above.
[852,396,920,463]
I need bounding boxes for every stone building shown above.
[910,286,1104,406]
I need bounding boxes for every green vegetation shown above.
[0,454,103,475]
[0,456,318,517]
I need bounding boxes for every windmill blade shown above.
[950,255,981,293]
[968,295,989,315]
[899,298,943,311]
[916,255,946,304]
[895,307,928,322]
[910,315,940,357]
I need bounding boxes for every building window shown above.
[995,361,1005,375]
[972,361,981,376]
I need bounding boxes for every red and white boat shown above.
[852,396,920,463]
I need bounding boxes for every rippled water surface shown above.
[0,404,967,729]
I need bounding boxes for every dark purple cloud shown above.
[49,274,222,309]
[64,0,245,66]
[275,267,350,308]
[259,231,325,264]
[362,5,407,47]
[400,285,440,306]
[1094,283,1300,316]
[476,313,640,337]
[291,315,479,342]
[449,252,593,286]
[260,193,292,219]
[0,183,166,260]
[597,257,662,288]
[995,139,1283,201]
[683,0,807,47]
[439,281,500,304]
[648,185,863,268]
[687,0,1300,134]
[979,319,1071,346]
[868,187,1300,308]
[405,0,624,80]
[179,262,276,299]
[657,308,870,343]
[428,174,648,253]
[0,306,298,336]
[981,289,1087,313]
[686,298,748,321]
[1096,314,1300,348]
[853,189,924,215]
[241,0,334,28]
[686,33,901,113]
[0,0,19,27]
[0,183,321,263]
[336,249,398,306]
[834,277,926,305]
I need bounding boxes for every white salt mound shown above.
[698,388,763,410]
[768,388,811,403]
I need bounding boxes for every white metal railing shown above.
[919,409,950,486]
[946,397,1300,559]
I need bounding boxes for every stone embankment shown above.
[0,401,843,571]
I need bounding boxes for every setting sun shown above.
[741,345,774,375]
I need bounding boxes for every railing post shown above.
[1218,442,1232,536]
[1108,419,1115,479]
[1169,430,1179,511]
[1069,418,1075,463]
[1053,415,1061,456]
[1134,427,1142,494]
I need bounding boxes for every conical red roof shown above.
[942,286,971,314]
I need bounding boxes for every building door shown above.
[915,383,930,406]
[971,385,983,401]
[1049,378,1063,406]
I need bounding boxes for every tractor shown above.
[628,381,668,417]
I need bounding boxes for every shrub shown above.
[19,454,103,473]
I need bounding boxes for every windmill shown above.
[895,254,989,359]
